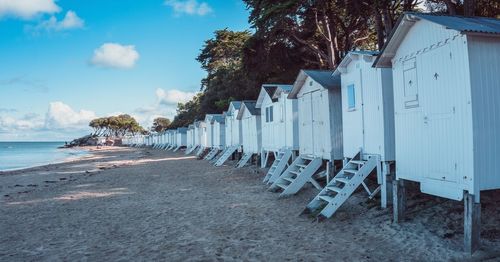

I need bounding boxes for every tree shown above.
[88,114,145,137]
[151,117,171,133]
[170,30,254,128]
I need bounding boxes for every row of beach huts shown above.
[123,13,500,253]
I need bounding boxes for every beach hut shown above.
[168,130,177,150]
[202,114,220,160]
[269,70,343,196]
[225,101,242,147]
[185,124,197,154]
[212,114,226,150]
[255,84,299,182]
[374,13,500,252]
[194,120,208,156]
[174,127,187,151]
[303,51,395,220]
[235,101,262,168]
[214,102,243,167]
[204,115,215,149]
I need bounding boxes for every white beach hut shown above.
[304,51,395,220]
[213,102,243,167]
[235,101,262,167]
[255,84,299,182]
[185,124,197,154]
[374,13,500,252]
[212,114,226,149]
[194,120,208,156]
[168,130,177,150]
[225,101,243,148]
[204,115,215,149]
[174,127,187,151]
[202,114,221,160]
[269,70,343,196]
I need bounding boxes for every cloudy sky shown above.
[0,0,249,141]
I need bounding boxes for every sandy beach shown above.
[1,147,499,261]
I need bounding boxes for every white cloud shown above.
[90,43,140,69]
[44,102,96,129]
[156,88,197,106]
[32,10,84,32]
[164,0,213,16]
[0,114,44,132]
[0,0,60,19]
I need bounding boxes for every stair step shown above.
[289,170,300,176]
[296,164,307,168]
[276,183,288,189]
[350,160,366,165]
[344,169,358,174]
[326,186,343,193]
[301,155,315,161]
[283,177,294,183]
[319,195,335,203]
[335,177,350,184]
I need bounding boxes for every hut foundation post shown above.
[260,150,267,168]
[383,162,394,208]
[393,178,406,223]
[464,191,480,254]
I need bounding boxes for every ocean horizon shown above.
[0,142,89,171]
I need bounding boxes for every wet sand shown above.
[1,147,499,261]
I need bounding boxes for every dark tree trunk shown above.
[444,0,458,15]
[382,7,393,37]
[374,7,385,50]
[464,0,476,16]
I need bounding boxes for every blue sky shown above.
[0,0,250,141]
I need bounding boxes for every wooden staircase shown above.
[214,145,239,167]
[303,152,379,220]
[195,146,205,156]
[236,153,253,168]
[185,145,198,155]
[173,146,181,152]
[269,155,323,196]
[264,149,293,184]
[204,148,219,161]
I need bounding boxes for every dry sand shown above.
[1,147,499,261]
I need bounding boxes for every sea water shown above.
[0,142,89,171]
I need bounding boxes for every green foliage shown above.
[170,30,254,127]
[151,117,171,133]
[89,114,145,137]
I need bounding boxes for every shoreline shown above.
[0,146,115,175]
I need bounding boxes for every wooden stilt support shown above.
[464,191,481,254]
[393,178,406,223]
[380,162,393,208]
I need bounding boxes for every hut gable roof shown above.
[256,84,292,108]
[289,70,340,99]
[333,50,378,76]
[236,101,260,120]
[227,101,242,116]
[212,114,225,124]
[374,12,500,68]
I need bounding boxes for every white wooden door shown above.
[420,48,459,183]
[299,94,313,155]
[311,90,324,156]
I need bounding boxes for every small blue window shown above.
[269,106,273,122]
[347,84,356,110]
